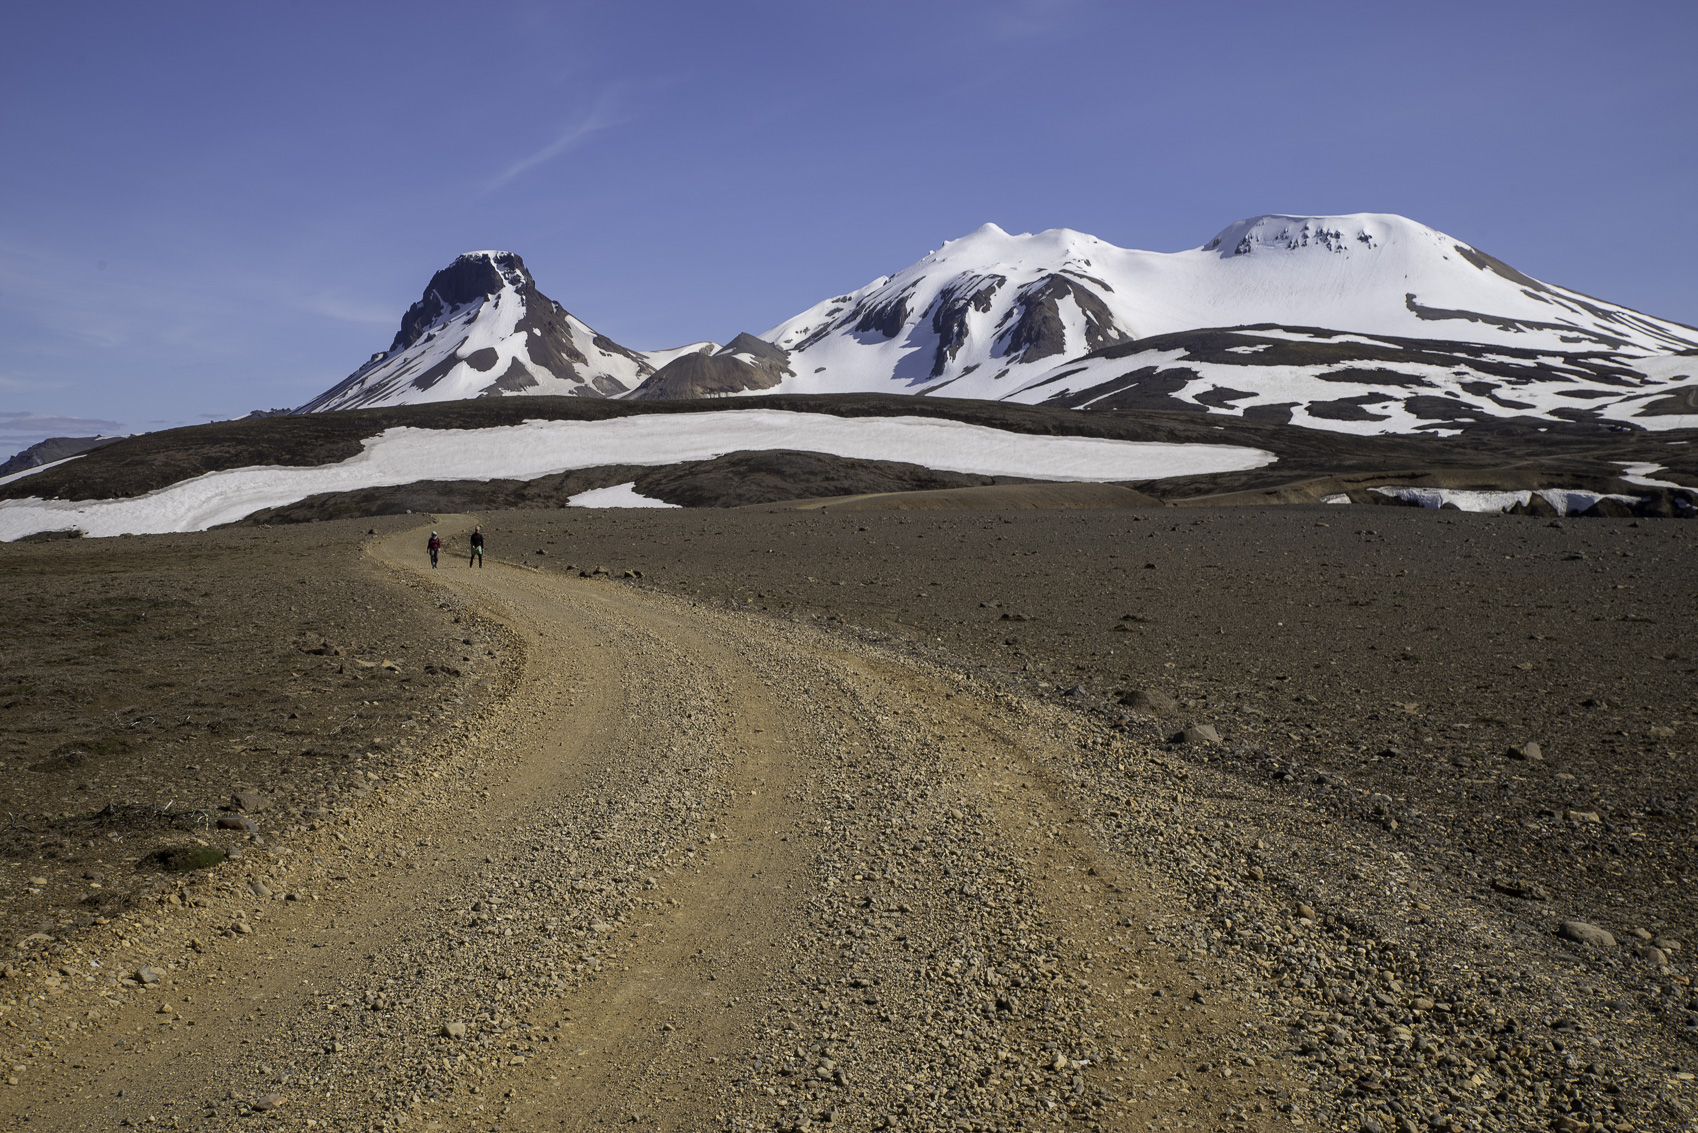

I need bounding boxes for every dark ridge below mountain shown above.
[4,394,1693,511]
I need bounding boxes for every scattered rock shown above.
[1630,943,1669,965]
[1491,878,1551,901]
[1559,921,1615,948]
[1118,689,1179,716]
[136,965,165,985]
[1506,741,1542,761]
[216,814,259,832]
[252,1095,285,1111]
[1176,722,1221,744]
[441,1022,468,1039]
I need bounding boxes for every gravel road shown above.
[3,517,1692,1133]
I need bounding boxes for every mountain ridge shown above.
[296,216,1698,435]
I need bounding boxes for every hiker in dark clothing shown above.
[469,526,485,568]
[427,530,442,568]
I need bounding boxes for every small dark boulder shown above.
[1119,689,1179,716]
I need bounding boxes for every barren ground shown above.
[1,506,1694,1133]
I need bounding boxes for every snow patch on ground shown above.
[0,410,1273,540]
[1616,462,1685,488]
[567,483,681,509]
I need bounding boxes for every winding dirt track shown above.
[4,518,1292,1132]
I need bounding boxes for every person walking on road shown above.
[427,530,442,568]
[469,526,485,568]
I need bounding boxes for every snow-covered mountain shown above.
[751,214,1698,431]
[299,219,1698,434]
[300,252,709,412]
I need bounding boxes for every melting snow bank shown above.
[566,483,680,509]
[0,410,1273,540]
[1616,462,1686,489]
[1372,487,1643,515]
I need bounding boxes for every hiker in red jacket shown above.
[427,530,442,568]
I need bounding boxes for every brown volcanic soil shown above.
[0,506,1694,1133]
[498,504,1698,933]
[0,517,510,941]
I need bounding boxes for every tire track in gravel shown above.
[4,520,1302,1131]
[363,521,1303,1132]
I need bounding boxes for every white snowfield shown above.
[0,410,1273,540]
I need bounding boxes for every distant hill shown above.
[0,435,126,479]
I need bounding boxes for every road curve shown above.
[2,518,1294,1132]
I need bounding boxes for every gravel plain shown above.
[0,507,1693,1133]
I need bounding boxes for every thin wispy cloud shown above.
[0,411,125,432]
[0,411,131,457]
[485,91,628,192]
[986,0,1093,40]
[293,293,401,327]
[0,374,63,393]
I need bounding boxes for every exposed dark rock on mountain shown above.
[997,275,1127,365]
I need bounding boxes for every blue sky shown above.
[2,0,1694,455]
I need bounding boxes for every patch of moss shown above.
[145,845,225,873]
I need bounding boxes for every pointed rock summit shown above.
[299,251,662,412]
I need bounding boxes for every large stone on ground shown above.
[1558,921,1615,948]
[1119,689,1179,716]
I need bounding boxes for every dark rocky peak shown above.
[390,251,534,354]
